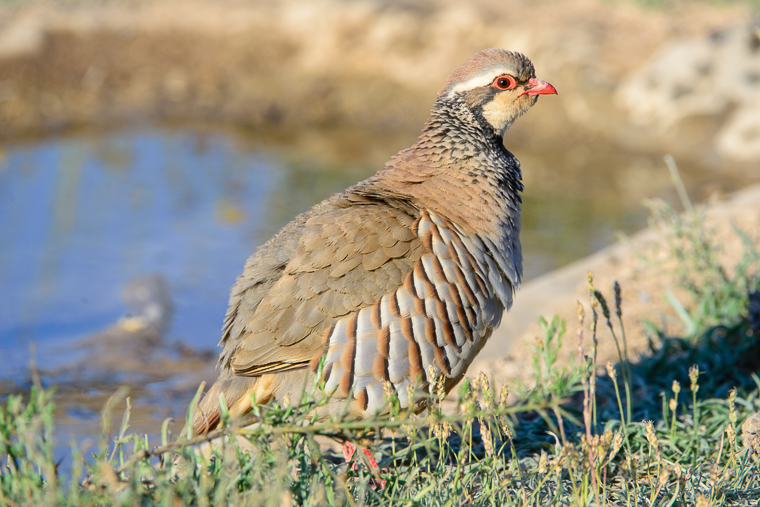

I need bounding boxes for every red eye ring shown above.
[492,75,517,91]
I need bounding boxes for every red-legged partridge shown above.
[192,49,557,435]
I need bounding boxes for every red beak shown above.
[519,78,558,96]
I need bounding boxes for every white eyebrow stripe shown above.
[447,68,512,97]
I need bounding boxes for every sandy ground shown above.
[474,183,760,390]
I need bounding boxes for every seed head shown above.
[577,300,585,324]
[709,461,719,486]
[407,383,416,407]
[726,423,736,449]
[433,420,452,440]
[478,416,494,457]
[479,372,492,408]
[435,374,446,402]
[594,290,610,320]
[689,365,700,393]
[498,385,510,408]
[577,301,585,362]
[728,387,737,425]
[502,421,513,441]
[537,451,547,474]
[427,365,437,397]
[606,361,616,379]
[608,432,624,463]
[479,371,490,394]
[498,415,510,436]
[645,420,659,451]
[587,272,598,309]
[462,398,478,424]
[382,380,394,401]
[658,468,670,489]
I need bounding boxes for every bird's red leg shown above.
[359,448,381,473]
[341,441,359,470]
[341,441,386,489]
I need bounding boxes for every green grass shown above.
[2,196,760,506]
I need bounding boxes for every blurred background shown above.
[0,0,759,445]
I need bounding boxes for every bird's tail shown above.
[186,375,266,436]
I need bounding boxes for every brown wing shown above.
[216,202,321,370]
[225,199,424,376]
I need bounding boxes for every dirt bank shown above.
[474,183,760,389]
[0,0,758,170]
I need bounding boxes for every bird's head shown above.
[436,49,557,138]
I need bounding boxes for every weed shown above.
[3,165,760,505]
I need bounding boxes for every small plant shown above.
[3,162,760,505]
[644,161,760,337]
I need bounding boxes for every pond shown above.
[0,125,732,443]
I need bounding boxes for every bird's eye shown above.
[492,75,517,90]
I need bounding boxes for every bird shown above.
[190,48,557,438]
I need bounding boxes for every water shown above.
[0,129,369,373]
[0,125,729,446]
[2,132,256,367]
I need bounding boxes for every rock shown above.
[716,101,760,162]
[120,273,174,336]
[66,274,174,376]
[48,273,214,385]
[742,412,760,455]
[616,24,760,161]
